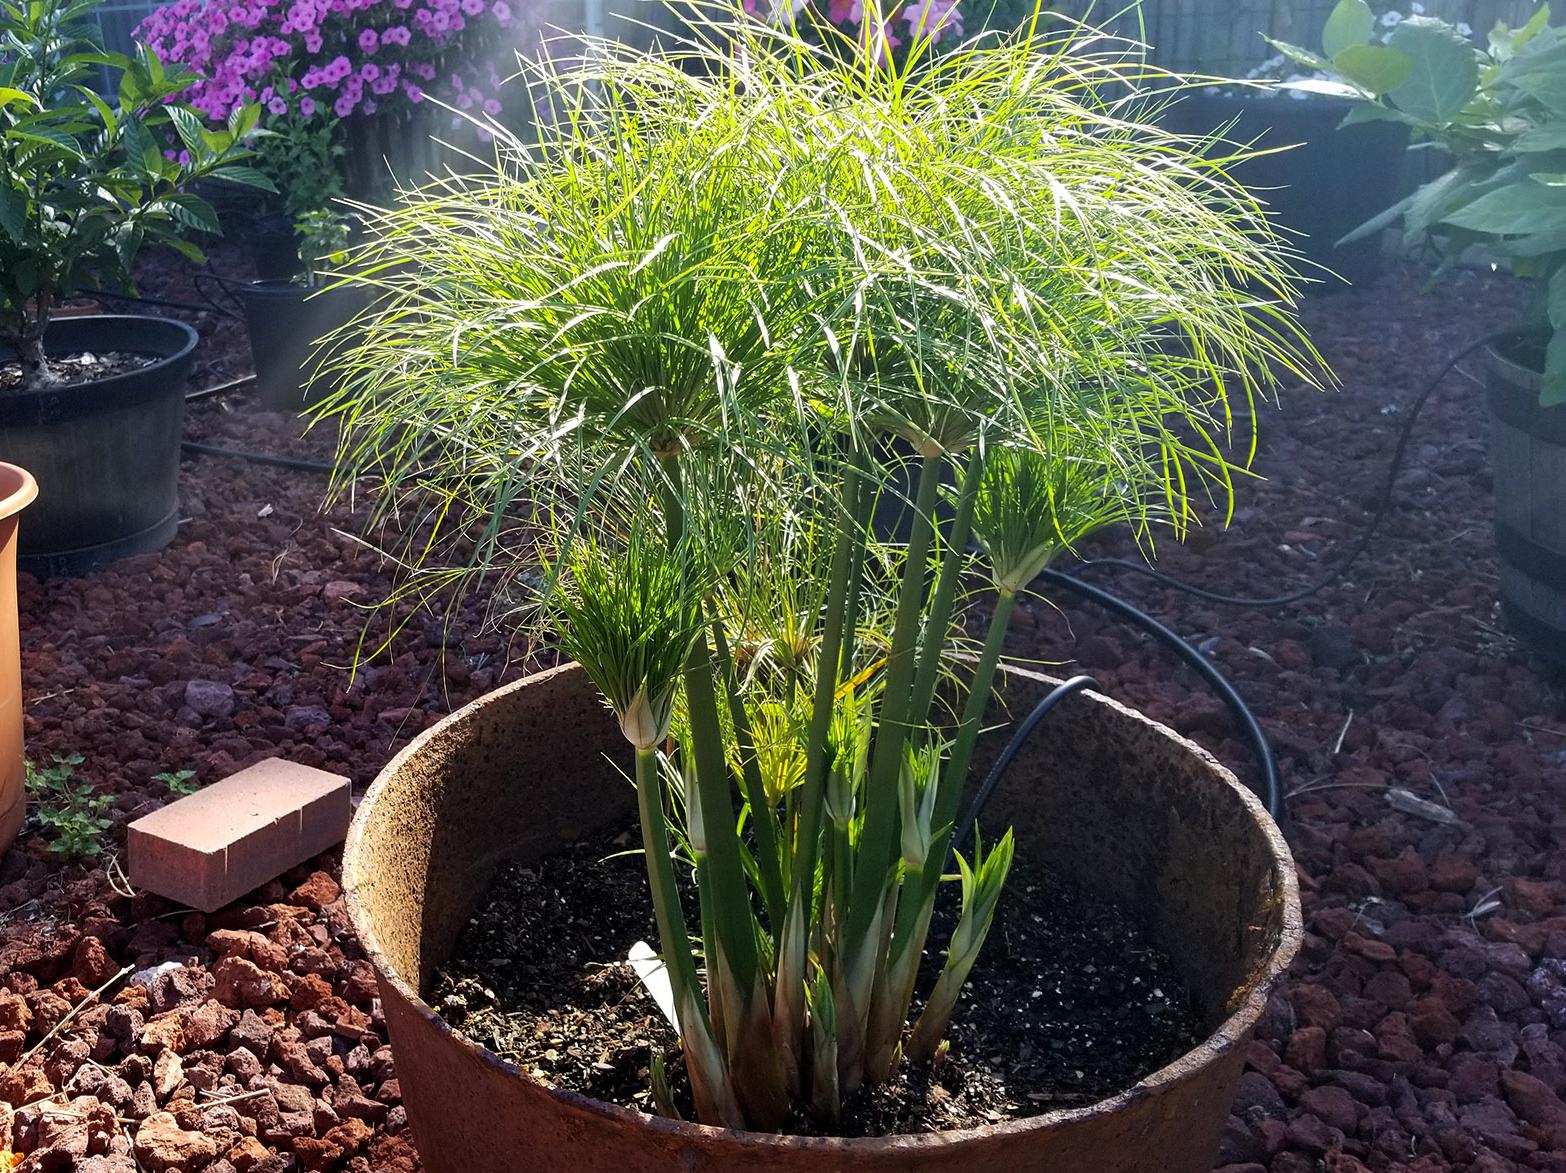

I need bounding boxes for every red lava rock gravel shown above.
[0,255,1563,1171]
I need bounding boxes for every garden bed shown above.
[0,255,1563,1172]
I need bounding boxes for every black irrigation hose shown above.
[81,285,326,471]
[1065,331,1511,608]
[953,567,1286,831]
[955,332,1516,834]
[1041,567,1283,822]
[180,441,335,473]
[952,673,1099,854]
[80,285,243,322]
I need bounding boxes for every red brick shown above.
[128,758,350,912]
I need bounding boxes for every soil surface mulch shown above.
[0,351,156,393]
[433,822,1203,1136]
[0,254,1561,1173]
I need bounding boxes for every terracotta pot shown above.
[344,662,1300,1173]
[50,298,104,319]
[0,463,37,853]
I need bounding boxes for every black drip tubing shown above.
[951,568,1283,851]
[956,332,1511,838]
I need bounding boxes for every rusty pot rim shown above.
[0,462,38,523]
[344,660,1301,1154]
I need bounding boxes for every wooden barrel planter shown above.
[1485,335,1566,669]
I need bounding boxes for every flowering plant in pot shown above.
[1274,1,1566,663]
[330,4,1312,1165]
[136,0,548,205]
[0,0,266,574]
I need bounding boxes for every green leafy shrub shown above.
[252,112,347,283]
[25,754,111,860]
[0,0,268,389]
[1274,1,1565,403]
[154,769,200,796]
[323,2,1318,1130]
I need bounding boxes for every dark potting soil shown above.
[431,822,1205,1136]
[0,349,156,392]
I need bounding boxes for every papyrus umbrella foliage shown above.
[320,0,1321,1130]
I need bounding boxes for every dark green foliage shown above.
[25,753,111,860]
[0,0,269,386]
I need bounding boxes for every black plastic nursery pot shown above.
[1485,334,1566,669]
[1163,93,1410,287]
[235,280,363,413]
[245,213,305,283]
[344,661,1300,1173]
[0,315,198,578]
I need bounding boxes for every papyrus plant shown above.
[323,2,1319,1130]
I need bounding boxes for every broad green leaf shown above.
[1440,179,1566,237]
[117,67,143,111]
[227,102,260,141]
[1332,44,1412,96]
[1387,17,1480,126]
[1543,329,1566,407]
[1514,123,1566,152]
[0,184,24,245]
[75,85,115,136]
[1322,0,1374,60]
[1265,38,1335,74]
[150,192,219,234]
[1510,65,1566,116]
[1491,7,1552,60]
[1548,265,1566,330]
[207,164,275,191]
[7,127,85,160]
[74,50,133,71]
[161,236,207,264]
[0,86,34,110]
[1506,227,1566,257]
[168,105,206,159]
[1339,102,1407,126]
[1277,78,1366,100]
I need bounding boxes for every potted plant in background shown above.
[234,200,364,412]
[243,113,344,282]
[136,0,553,205]
[1275,1,1566,665]
[1161,4,1440,286]
[0,0,267,576]
[333,6,1313,1169]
